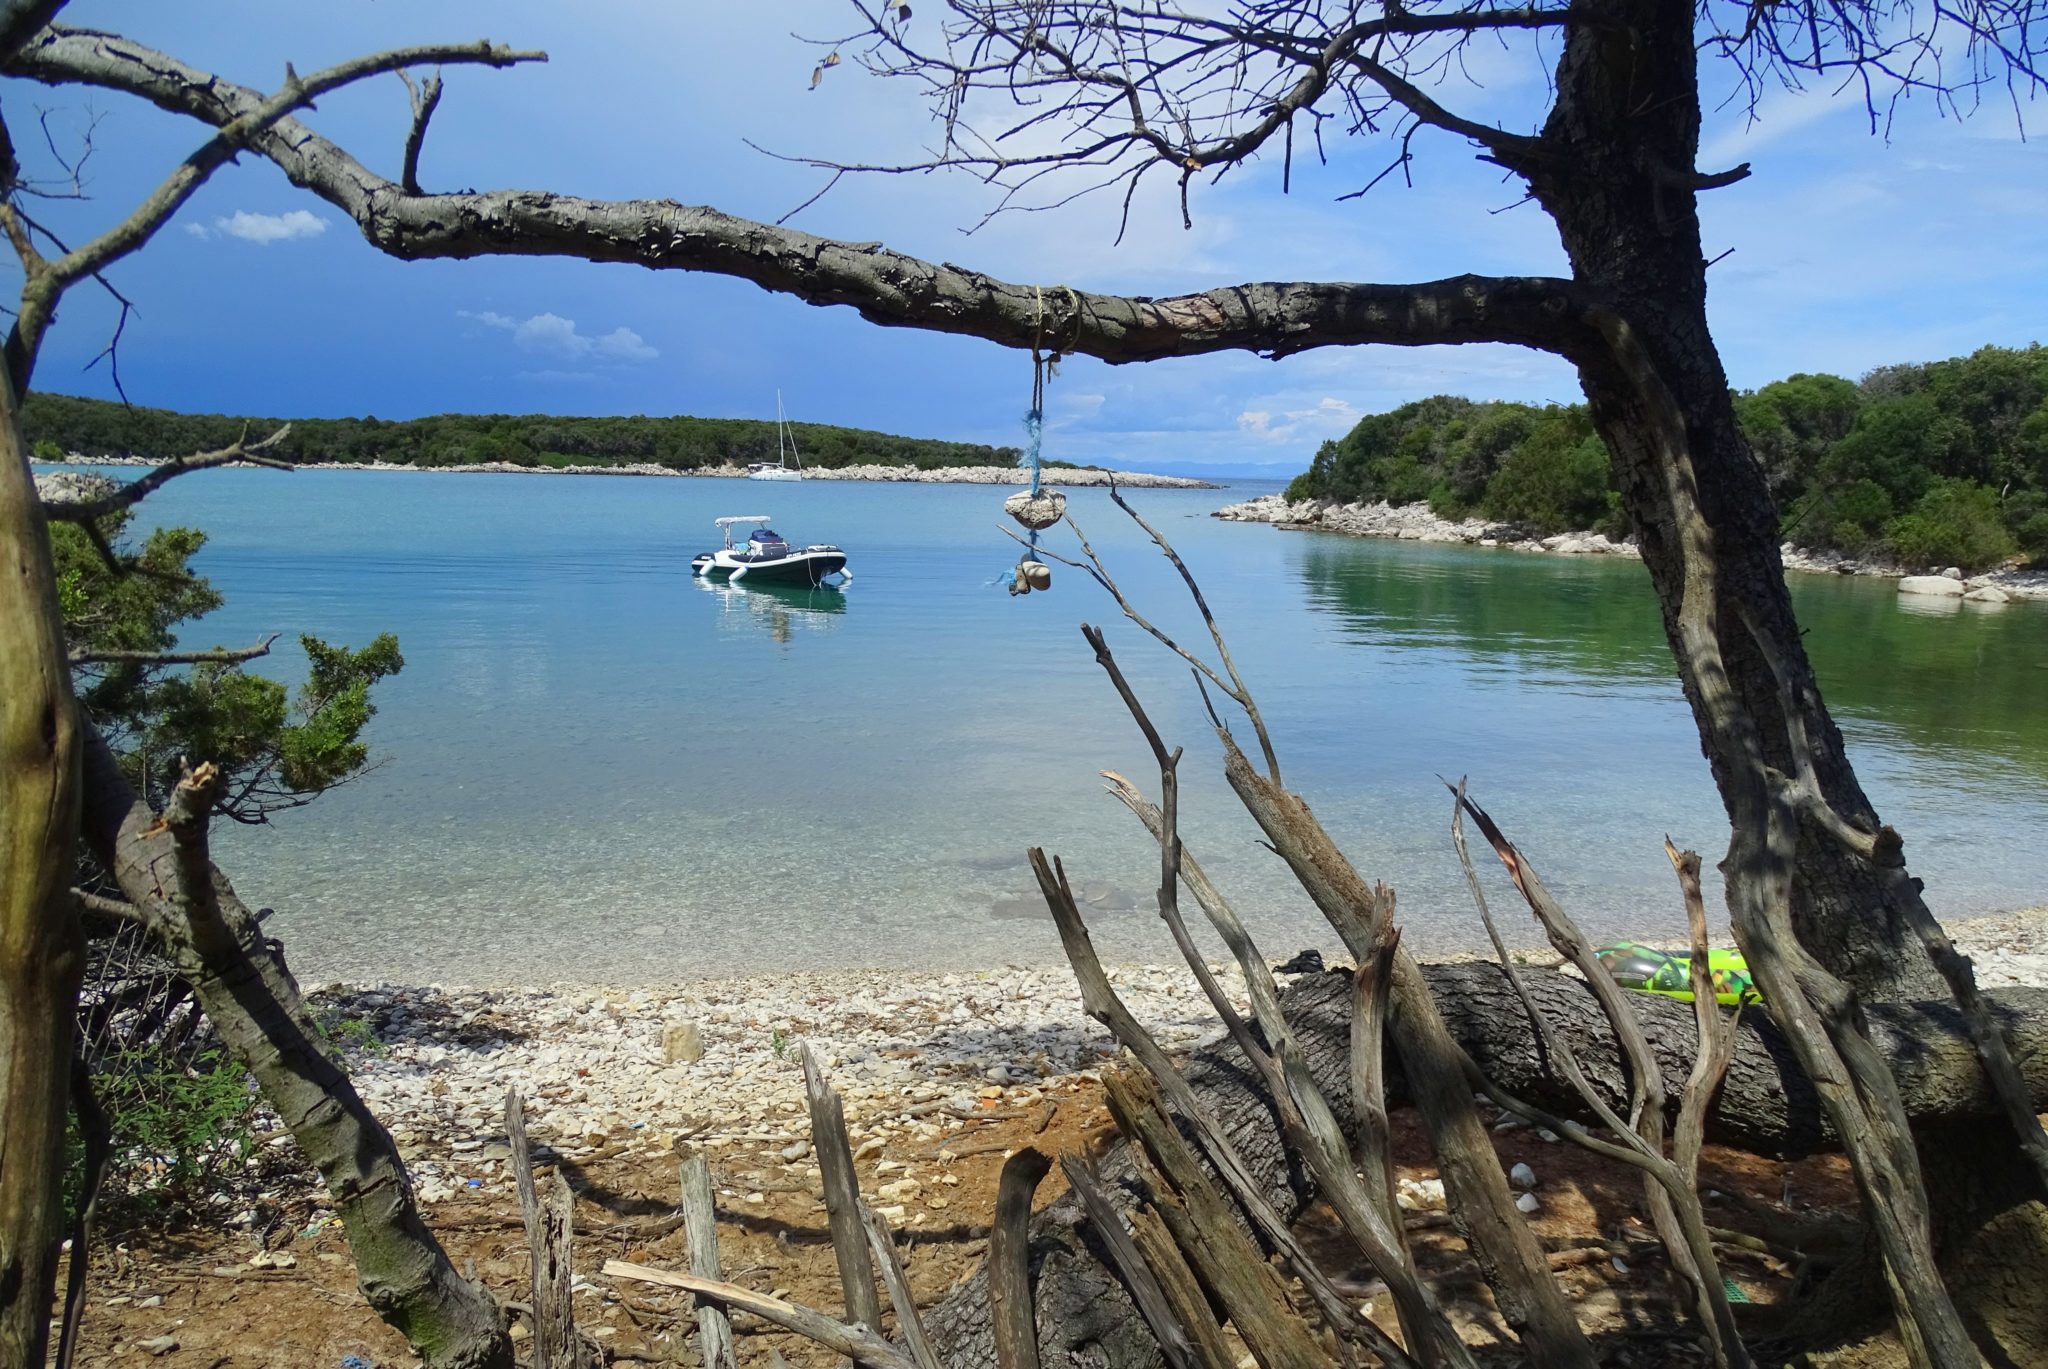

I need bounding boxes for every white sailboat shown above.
[746,392,804,481]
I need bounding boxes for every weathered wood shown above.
[1105,1069,1334,1369]
[508,1091,580,1369]
[803,1044,886,1333]
[1223,740,1595,1369]
[1453,787,1746,1368]
[990,1147,1052,1369]
[604,1261,918,1369]
[1123,1204,1239,1369]
[861,1201,943,1369]
[1028,846,1384,1347]
[680,1154,736,1369]
[1061,1156,1208,1369]
[1094,753,1450,1367]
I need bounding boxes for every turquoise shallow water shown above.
[85,467,2048,983]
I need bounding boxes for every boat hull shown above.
[746,467,802,482]
[693,548,848,586]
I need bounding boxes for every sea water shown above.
[83,467,2048,983]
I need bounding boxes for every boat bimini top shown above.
[715,515,773,548]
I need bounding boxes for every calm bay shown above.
[95,466,2048,984]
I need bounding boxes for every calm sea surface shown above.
[87,467,2048,984]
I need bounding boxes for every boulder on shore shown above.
[1899,575,1967,597]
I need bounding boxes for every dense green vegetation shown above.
[1285,343,2048,571]
[25,392,1025,472]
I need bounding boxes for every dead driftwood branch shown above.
[803,1043,887,1334]
[603,1262,919,1369]
[1451,783,1747,1368]
[680,1153,736,1369]
[508,1090,589,1369]
[862,1201,943,1369]
[990,1147,1053,1369]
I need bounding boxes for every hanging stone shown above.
[1022,560,1051,591]
[1005,489,1067,531]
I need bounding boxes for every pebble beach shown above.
[296,907,2048,1216]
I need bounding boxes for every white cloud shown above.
[1236,396,1358,443]
[184,209,329,245]
[594,326,658,362]
[458,310,659,363]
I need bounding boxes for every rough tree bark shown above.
[918,966,2048,1369]
[74,726,511,1369]
[1524,0,1944,1007]
[0,345,83,1369]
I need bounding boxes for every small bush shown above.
[75,1045,262,1223]
[1884,479,2017,571]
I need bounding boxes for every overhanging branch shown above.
[5,25,1598,366]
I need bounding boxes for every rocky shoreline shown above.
[1215,492,2048,599]
[40,454,1215,489]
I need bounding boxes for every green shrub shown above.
[73,1044,261,1223]
[1283,472,1319,502]
[1481,422,1619,536]
[1884,479,2017,571]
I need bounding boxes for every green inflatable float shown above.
[1594,942,1759,1007]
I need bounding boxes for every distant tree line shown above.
[23,393,1029,473]
[1286,343,2048,571]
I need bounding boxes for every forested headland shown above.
[1285,342,2048,571]
[22,391,1030,473]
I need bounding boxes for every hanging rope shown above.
[1005,286,1076,595]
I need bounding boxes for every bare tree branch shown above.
[397,68,444,197]
[40,424,293,523]
[3,37,542,386]
[69,633,278,668]
[4,26,1599,368]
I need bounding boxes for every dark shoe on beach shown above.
[1274,949,1324,975]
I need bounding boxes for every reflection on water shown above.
[1292,539,2048,782]
[698,579,848,646]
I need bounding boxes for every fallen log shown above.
[919,962,2048,1369]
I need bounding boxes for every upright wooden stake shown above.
[681,1153,736,1369]
[508,1090,582,1369]
[803,1045,885,1333]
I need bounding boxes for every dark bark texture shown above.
[1526,0,1942,1004]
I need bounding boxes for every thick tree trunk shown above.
[0,357,82,1367]
[923,965,2048,1369]
[1530,1,1942,1006]
[75,725,511,1369]
[1520,9,2041,1358]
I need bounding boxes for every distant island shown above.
[22,392,1216,488]
[1265,342,2047,576]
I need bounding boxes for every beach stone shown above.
[1509,1162,1537,1190]
[1898,575,1965,597]
[662,1019,704,1064]
[1940,566,1964,580]
[1005,489,1067,530]
[1965,586,2010,604]
[1515,1191,1541,1214]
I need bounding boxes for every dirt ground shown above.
[62,1073,1868,1368]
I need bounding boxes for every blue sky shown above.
[6,3,2042,476]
